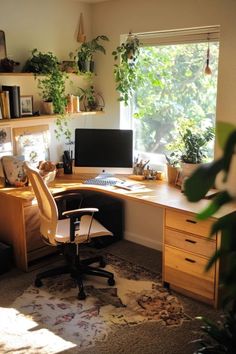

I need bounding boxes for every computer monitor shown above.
[74,128,133,174]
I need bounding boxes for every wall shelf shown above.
[0,111,104,126]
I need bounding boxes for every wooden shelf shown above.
[0,111,104,125]
[0,72,36,77]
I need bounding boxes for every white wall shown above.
[0,0,92,69]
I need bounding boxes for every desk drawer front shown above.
[164,246,215,300]
[165,228,216,258]
[164,245,215,280]
[165,209,214,238]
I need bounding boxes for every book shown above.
[0,91,11,119]
[2,85,21,118]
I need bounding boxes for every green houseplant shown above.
[112,32,140,105]
[167,118,214,178]
[24,49,72,144]
[184,125,236,353]
[76,35,109,73]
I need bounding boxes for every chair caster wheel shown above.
[35,278,43,287]
[78,291,86,300]
[99,259,106,268]
[108,277,115,286]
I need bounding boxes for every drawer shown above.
[165,209,214,238]
[164,245,215,300]
[165,228,216,258]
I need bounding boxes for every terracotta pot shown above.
[41,101,54,115]
[181,162,201,177]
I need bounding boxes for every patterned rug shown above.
[0,254,190,353]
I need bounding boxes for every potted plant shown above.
[75,35,109,73]
[112,32,140,105]
[180,127,214,177]
[24,49,67,115]
[78,86,104,112]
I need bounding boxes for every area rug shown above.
[0,254,190,353]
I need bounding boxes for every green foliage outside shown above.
[133,43,219,159]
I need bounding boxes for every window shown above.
[126,27,220,169]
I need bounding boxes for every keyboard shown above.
[83,173,122,186]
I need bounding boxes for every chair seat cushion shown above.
[55,215,113,244]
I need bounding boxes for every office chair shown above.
[24,162,115,300]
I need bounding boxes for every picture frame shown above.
[20,95,33,116]
[13,125,50,167]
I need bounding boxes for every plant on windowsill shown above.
[74,35,109,73]
[184,123,236,353]
[180,126,214,177]
[112,32,141,105]
[167,118,214,178]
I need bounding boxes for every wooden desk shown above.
[0,175,235,307]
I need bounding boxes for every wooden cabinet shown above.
[0,189,56,271]
[163,209,220,307]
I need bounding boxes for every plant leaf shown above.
[216,121,236,150]
[197,191,232,220]
[184,158,224,202]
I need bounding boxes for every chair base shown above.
[34,254,115,300]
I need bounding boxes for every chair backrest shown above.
[24,162,58,246]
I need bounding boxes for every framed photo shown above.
[20,95,33,116]
[13,125,50,167]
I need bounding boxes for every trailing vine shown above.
[112,32,140,105]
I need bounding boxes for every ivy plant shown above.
[112,33,140,105]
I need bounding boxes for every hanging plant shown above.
[112,32,141,105]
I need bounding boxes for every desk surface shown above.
[0,174,235,219]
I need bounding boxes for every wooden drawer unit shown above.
[164,208,219,307]
[165,209,214,238]
[165,228,216,258]
[164,246,215,300]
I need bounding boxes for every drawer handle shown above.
[185,257,196,263]
[186,219,197,224]
[185,238,197,244]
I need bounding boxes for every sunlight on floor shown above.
[0,307,76,354]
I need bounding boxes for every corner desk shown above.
[0,174,235,308]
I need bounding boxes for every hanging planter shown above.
[112,32,141,105]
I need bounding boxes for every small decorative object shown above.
[38,160,56,184]
[20,95,33,116]
[79,86,104,112]
[204,35,212,75]
[133,157,149,176]
[0,57,20,72]
[1,155,28,187]
[77,13,86,43]
[63,150,73,174]
[0,126,12,155]
[0,30,7,60]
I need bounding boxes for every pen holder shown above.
[63,160,73,174]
